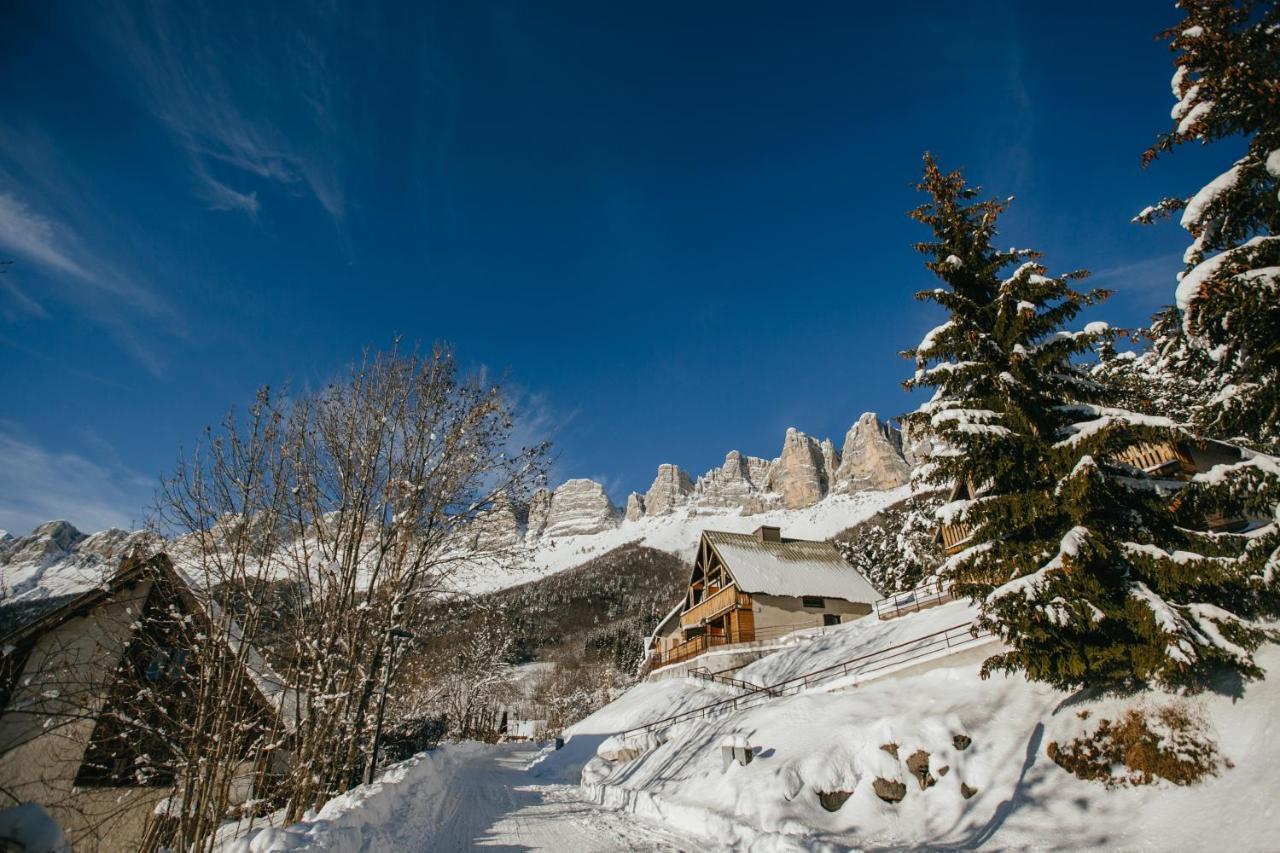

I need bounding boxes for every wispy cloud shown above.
[1088,251,1182,297]
[0,425,153,535]
[0,182,173,374]
[103,1,345,225]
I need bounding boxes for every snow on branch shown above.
[1052,404,1178,449]
[987,526,1090,603]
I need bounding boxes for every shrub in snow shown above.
[1047,703,1225,788]
[901,154,1279,692]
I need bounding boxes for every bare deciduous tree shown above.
[145,341,549,848]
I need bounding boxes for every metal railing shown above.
[874,579,957,620]
[687,667,779,696]
[623,621,991,740]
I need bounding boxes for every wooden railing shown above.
[874,579,956,620]
[680,584,751,629]
[625,621,992,739]
[941,522,974,554]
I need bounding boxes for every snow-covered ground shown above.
[545,605,1280,851]
[457,486,911,594]
[220,742,700,852]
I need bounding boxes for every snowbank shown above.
[219,744,487,852]
[576,606,1280,851]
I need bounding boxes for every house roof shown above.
[0,553,303,732]
[645,601,684,648]
[703,530,882,601]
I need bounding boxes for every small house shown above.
[647,526,881,669]
[0,553,295,851]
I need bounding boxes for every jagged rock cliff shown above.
[541,479,620,538]
[630,412,912,517]
[832,412,912,492]
[517,411,913,538]
[767,428,830,509]
[693,450,772,512]
[643,464,694,517]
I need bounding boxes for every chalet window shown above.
[143,647,188,682]
[823,614,841,627]
[802,596,825,609]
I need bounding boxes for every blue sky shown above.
[0,1,1222,533]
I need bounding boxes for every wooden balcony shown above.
[681,583,752,629]
[1114,440,1195,479]
[941,522,974,555]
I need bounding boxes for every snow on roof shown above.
[704,530,881,601]
[645,600,684,647]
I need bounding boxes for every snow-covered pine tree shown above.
[904,154,1275,691]
[1091,306,1210,423]
[1135,0,1280,447]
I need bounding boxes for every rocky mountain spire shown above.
[833,412,912,492]
[767,428,829,509]
[643,464,694,517]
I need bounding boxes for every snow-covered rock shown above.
[643,464,694,517]
[0,521,160,604]
[693,451,773,513]
[833,412,912,493]
[541,479,620,538]
[624,492,646,522]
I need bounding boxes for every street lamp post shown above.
[366,627,415,785]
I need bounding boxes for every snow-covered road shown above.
[389,743,696,851]
[227,741,702,852]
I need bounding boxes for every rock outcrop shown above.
[624,492,646,522]
[643,464,694,517]
[767,428,829,509]
[541,479,620,538]
[694,450,773,512]
[832,413,912,492]
[525,488,552,540]
[471,495,525,550]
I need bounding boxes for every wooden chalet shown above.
[936,438,1250,555]
[647,526,881,670]
[0,553,297,851]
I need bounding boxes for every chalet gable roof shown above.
[703,529,882,601]
[0,553,302,732]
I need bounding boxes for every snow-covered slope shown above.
[0,521,159,606]
[555,604,1280,851]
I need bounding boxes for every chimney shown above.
[754,525,781,543]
